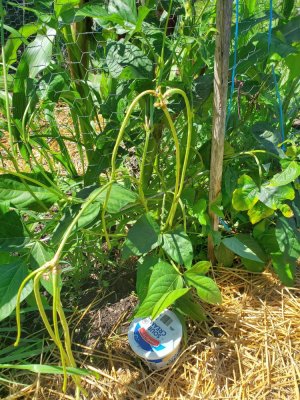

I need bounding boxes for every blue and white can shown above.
[128,309,182,370]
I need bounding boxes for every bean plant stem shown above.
[0,0,16,157]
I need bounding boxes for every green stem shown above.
[0,1,16,157]
[138,125,151,211]
[158,0,173,84]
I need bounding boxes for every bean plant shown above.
[0,0,299,396]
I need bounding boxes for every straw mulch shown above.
[10,265,299,400]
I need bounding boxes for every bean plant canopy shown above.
[0,0,299,396]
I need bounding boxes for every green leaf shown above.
[108,0,137,25]
[259,184,295,210]
[76,3,123,24]
[151,288,190,320]
[98,184,138,213]
[275,217,300,260]
[135,261,183,318]
[222,236,264,263]
[52,201,101,246]
[184,273,222,305]
[29,242,58,294]
[286,52,300,79]
[232,175,259,211]
[174,294,207,322]
[30,242,54,269]
[0,259,32,321]
[276,15,300,44]
[271,252,296,287]
[136,255,159,303]
[0,211,30,251]
[247,201,274,224]
[215,242,235,267]
[269,161,300,187]
[190,198,208,225]
[187,261,211,275]
[240,257,265,273]
[53,184,137,245]
[106,42,153,79]
[4,23,40,66]
[282,0,295,19]
[162,227,193,268]
[123,213,161,258]
[278,203,294,218]
[0,174,59,211]
[135,6,150,32]
[255,220,298,286]
[0,364,93,377]
[210,194,224,218]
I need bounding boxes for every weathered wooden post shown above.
[208,0,233,262]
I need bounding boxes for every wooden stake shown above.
[208,0,233,262]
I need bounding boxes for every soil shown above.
[73,256,138,351]
[84,295,137,348]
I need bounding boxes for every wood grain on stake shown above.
[208,0,233,261]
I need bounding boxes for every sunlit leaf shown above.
[135,261,183,317]
[232,175,259,211]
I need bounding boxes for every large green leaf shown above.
[236,233,267,270]
[4,24,40,66]
[106,42,153,79]
[275,217,300,260]
[123,213,161,258]
[187,261,211,275]
[0,211,30,251]
[0,174,58,211]
[215,243,235,267]
[247,201,274,224]
[282,0,295,19]
[135,261,183,318]
[30,242,54,270]
[162,227,193,268]
[258,184,295,210]
[240,257,265,273]
[271,252,296,287]
[255,222,297,286]
[136,255,159,303]
[53,184,137,245]
[151,288,190,320]
[269,161,300,187]
[222,235,265,262]
[108,0,137,25]
[52,201,101,246]
[232,174,259,211]
[29,242,56,294]
[175,293,207,322]
[286,53,300,79]
[0,259,32,321]
[184,272,222,305]
[275,15,300,44]
[97,184,138,213]
[76,3,123,23]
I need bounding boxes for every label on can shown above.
[128,309,182,369]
